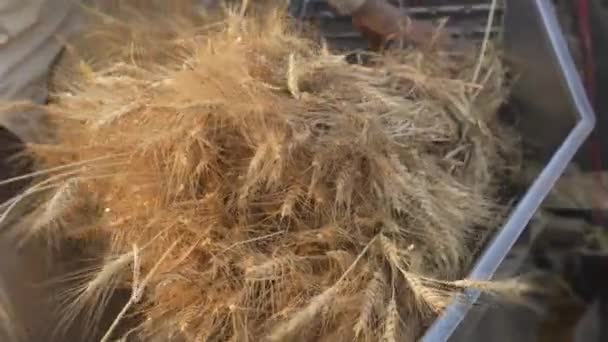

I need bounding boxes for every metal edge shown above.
[420,0,596,340]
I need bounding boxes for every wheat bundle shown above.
[1,2,521,341]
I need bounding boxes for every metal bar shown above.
[421,0,596,339]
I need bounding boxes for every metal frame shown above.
[422,0,595,340]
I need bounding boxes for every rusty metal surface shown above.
[293,0,503,50]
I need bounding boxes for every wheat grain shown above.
[269,286,337,341]
[245,258,286,280]
[353,270,386,338]
[30,179,78,233]
[280,186,301,219]
[382,297,400,342]
[335,162,355,209]
[287,54,300,99]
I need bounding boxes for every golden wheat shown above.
[0,1,524,341]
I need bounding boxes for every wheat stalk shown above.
[270,236,378,340]
[353,270,387,338]
[29,179,78,234]
[245,258,286,280]
[382,297,400,342]
[55,250,135,337]
[287,54,300,99]
[101,239,180,342]
[269,286,337,341]
[280,186,301,219]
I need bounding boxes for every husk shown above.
[1,2,521,341]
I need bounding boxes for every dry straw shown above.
[1,1,522,341]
